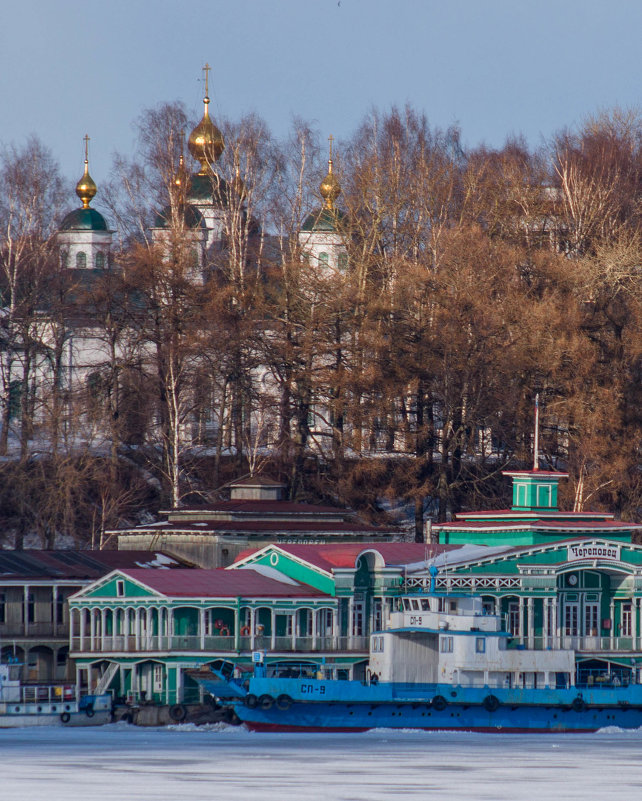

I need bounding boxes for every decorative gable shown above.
[230,545,336,595]
[72,571,161,600]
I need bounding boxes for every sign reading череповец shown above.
[567,543,621,562]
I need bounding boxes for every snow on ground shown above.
[2,723,642,800]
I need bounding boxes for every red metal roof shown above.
[234,542,461,572]
[125,520,395,535]
[437,519,640,531]
[0,550,187,580]
[163,500,349,516]
[119,568,326,598]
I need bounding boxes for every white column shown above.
[311,607,317,650]
[610,599,615,649]
[52,586,59,637]
[135,608,141,651]
[250,608,256,651]
[101,609,107,650]
[270,610,276,651]
[552,598,559,648]
[80,608,86,651]
[23,584,30,636]
[199,608,206,651]
[518,597,525,644]
[90,609,96,651]
[290,613,296,651]
[69,606,75,649]
[348,598,354,649]
[527,597,534,648]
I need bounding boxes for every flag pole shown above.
[533,393,540,471]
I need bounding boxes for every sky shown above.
[1,0,641,196]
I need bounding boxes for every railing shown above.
[0,683,77,704]
[70,634,370,654]
[508,635,639,652]
[405,576,522,592]
[0,622,69,638]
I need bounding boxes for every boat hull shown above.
[197,675,642,734]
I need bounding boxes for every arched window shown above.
[318,252,329,267]
[95,251,105,269]
[76,251,87,269]
[338,253,348,271]
[59,249,68,268]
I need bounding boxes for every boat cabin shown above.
[369,592,575,690]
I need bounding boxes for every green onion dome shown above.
[59,207,108,231]
[153,203,205,229]
[301,206,346,233]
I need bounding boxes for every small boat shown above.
[189,582,642,733]
[0,661,111,728]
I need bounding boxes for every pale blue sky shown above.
[1,0,641,190]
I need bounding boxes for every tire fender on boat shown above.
[276,694,293,711]
[571,696,587,713]
[245,693,259,709]
[483,695,500,713]
[169,703,187,721]
[85,707,95,718]
[60,712,71,723]
[431,695,448,711]
[259,694,274,710]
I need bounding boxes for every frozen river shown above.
[2,723,642,800]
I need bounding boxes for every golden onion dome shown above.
[188,95,225,173]
[76,149,97,209]
[320,158,340,210]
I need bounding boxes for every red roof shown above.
[162,500,349,516]
[234,542,461,572]
[437,519,640,531]
[119,568,326,598]
[0,550,187,580]
[126,520,394,535]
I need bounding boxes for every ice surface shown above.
[2,723,642,800]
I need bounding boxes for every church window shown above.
[318,252,329,267]
[8,379,21,420]
[87,371,105,401]
[59,249,68,268]
[76,251,87,269]
[302,252,311,265]
[95,251,105,269]
[338,253,348,270]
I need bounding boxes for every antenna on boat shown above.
[533,393,540,471]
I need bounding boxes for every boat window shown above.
[475,637,486,653]
[440,636,453,653]
[411,599,420,610]
[449,601,457,613]
[403,599,411,611]
[420,599,430,611]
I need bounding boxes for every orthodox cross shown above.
[203,63,211,97]
[328,134,334,162]
[83,134,90,162]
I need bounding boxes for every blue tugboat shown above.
[190,578,642,732]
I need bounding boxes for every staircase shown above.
[94,662,119,694]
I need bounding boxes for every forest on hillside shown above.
[0,103,641,547]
